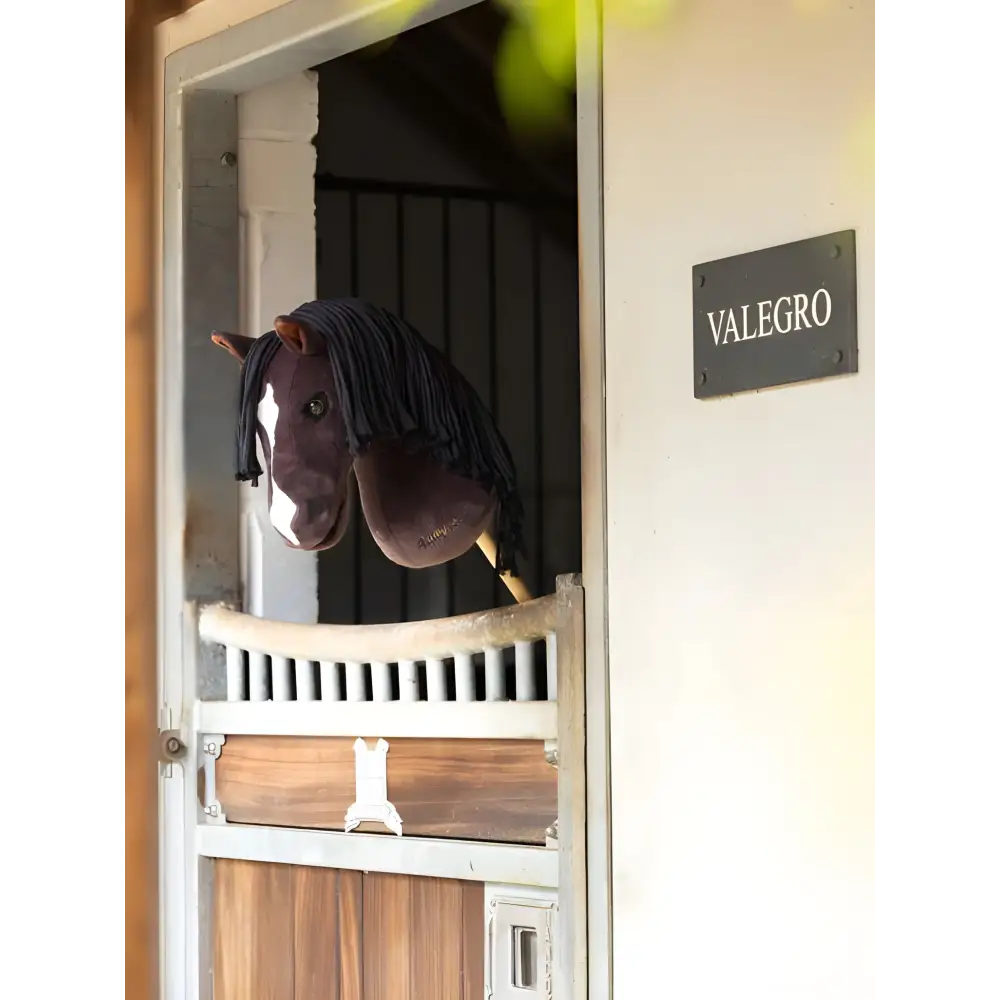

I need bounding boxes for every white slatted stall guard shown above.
[192,575,587,1000]
[196,583,581,740]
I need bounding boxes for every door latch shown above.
[158,729,187,764]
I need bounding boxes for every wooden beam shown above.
[125,2,187,999]
[213,735,558,843]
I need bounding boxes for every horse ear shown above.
[211,331,255,364]
[274,316,321,356]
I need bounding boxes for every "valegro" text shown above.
[707,287,832,346]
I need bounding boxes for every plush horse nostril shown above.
[299,498,330,521]
[290,497,333,538]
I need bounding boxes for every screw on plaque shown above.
[834,350,844,364]
[699,371,708,385]
[696,274,706,287]
[829,244,841,258]
[220,151,237,167]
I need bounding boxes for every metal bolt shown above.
[205,804,219,817]
[165,736,182,755]
[220,151,237,167]
[204,741,216,755]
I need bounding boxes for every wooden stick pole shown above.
[476,531,534,604]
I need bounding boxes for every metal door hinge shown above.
[202,734,227,824]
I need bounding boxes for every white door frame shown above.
[157,0,610,997]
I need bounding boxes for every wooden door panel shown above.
[215,859,295,1000]
[215,861,363,1000]
[362,872,483,1000]
[293,866,363,1000]
[214,862,483,1000]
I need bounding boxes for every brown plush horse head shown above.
[212,321,354,551]
[212,299,524,573]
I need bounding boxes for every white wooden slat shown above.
[426,658,447,702]
[514,640,536,701]
[248,651,269,702]
[454,653,475,702]
[295,659,316,701]
[485,647,505,702]
[319,661,340,701]
[225,646,246,702]
[271,655,293,701]
[370,661,391,702]
[398,659,418,702]
[345,661,365,702]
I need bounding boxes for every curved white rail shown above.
[198,593,565,712]
[200,594,562,663]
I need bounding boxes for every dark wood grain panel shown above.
[213,863,485,1000]
[410,876,464,1000]
[293,866,364,1000]
[460,881,485,1000]
[215,736,556,843]
[337,870,364,1000]
[361,874,485,1000]
[214,859,294,1000]
[363,872,413,1000]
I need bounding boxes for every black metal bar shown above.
[487,201,500,611]
[349,190,363,625]
[532,218,544,599]
[442,196,455,618]
[397,192,409,623]
[316,172,571,209]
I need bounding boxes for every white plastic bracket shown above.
[344,737,403,836]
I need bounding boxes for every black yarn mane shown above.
[235,298,525,576]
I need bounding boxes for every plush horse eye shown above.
[305,395,327,419]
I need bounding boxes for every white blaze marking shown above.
[257,383,300,545]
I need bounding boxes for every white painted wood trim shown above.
[195,698,558,739]
[575,0,612,997]
[197,824,558,888]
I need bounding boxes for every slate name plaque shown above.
[692,230,858,399]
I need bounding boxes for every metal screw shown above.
[696,274,706,287]
[829,244,841,259]
[833,349,844,364]
[205,804,219,817]
[204,741,216,755]
[220,151,237,167]
[699,371,708,385]
[165,736,182,755]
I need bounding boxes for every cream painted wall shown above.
[602,0,873,996]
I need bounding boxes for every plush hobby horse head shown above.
[212,298,525,575]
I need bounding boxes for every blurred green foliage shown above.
[371,0,677,140]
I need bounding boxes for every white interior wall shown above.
[602,0,873,996]
[237,71,319,623]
